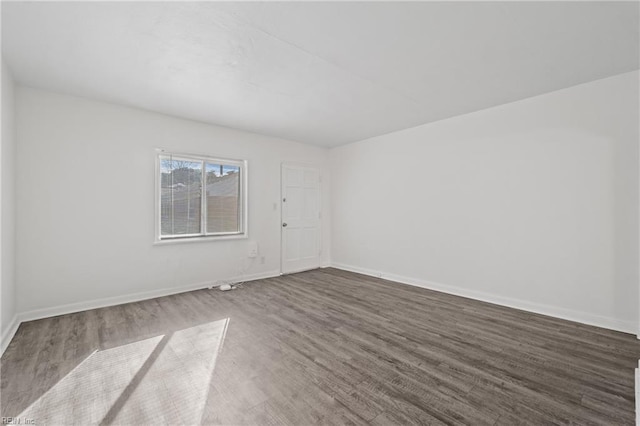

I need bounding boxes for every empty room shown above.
[1,1,639,425]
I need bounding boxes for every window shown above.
[156,151,246,241]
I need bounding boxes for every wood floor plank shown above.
[1,268,638,425]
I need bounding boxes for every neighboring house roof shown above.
[161,174,239,200]
[207,174,239,197]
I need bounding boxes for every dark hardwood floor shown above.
[1,268,638,425]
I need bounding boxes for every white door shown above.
[281,164,321,274]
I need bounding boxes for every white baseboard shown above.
[5,263,635,354]
[331,262,636,335]
[10,269,280,341]
[1,314,20,356]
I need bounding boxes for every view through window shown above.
[158,153,245,239]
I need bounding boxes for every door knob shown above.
[282,223,288,227]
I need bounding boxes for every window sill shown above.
[153,234,247,245]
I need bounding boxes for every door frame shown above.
[280,162,323,275]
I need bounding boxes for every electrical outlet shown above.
[248,241,258,258]
[260,256,265,264]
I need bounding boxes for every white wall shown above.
[15,87,330,316]
[1,58,17,349]
[330,71,639,333]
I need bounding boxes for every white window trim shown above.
[154,149,248,244]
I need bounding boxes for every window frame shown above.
[154,149,248,244]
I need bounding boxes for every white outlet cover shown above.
[248,241,259,257]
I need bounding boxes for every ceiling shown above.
[2,2,638,148]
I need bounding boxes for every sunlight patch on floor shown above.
[19,319,229,425]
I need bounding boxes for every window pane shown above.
[206,163,240,233]
[160,158,202,236]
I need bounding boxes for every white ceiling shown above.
[2,2,638,147]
